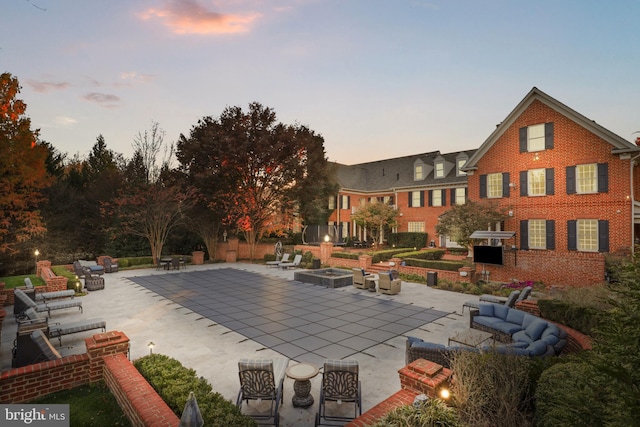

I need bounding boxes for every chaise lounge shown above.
[14,288,83,319]
[21,307,106,345]
[23,278,75,302]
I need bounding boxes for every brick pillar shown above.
[358,254,372,270]
[398,359,453,398]
[36,260,51,278]
[226,237,239,263]
[320,241,333,264]
[86,331,130,383]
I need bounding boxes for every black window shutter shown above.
[520,220,529,250]
[441,189,446,206]
[339,196,344,209]
[519,127,528,152]
[546,220,555,250]
[568,220,577,251]
[566,166,576,194]
[598,163,608,193]
[408,192,413,208]
[520,171,528,196]
[503,173,510,197]
[389,195,394,205]
[428,190,433,207]
[480,175,487,198]
[546,168,555,195]
[545,122,554,149]
[420,191,424,207]
[464,187,468,202]
[347,196,350,209]
[450,189,456,206]
[598,220,609,252]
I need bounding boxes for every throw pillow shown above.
[525,318,548,341]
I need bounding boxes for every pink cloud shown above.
[140,0,260,35]
[27,80,71,93]
[83,92,121,109]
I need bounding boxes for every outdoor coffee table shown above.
[448,329,494,348]
[286,363,319,408]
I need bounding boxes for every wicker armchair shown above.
[378,270,401,295]
[103,256,119,273]
[405,337,455,368]
[351,268,370,289]
[84,272,105,291]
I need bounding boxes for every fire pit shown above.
[293,268,353,288]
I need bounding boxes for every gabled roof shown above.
[463,87,639,171]
[334,149,476,193]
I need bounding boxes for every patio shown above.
[0,263,474,426]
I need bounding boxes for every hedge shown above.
[403,258,465,271]
[537,299,602,336]
[134,354,256,427]
[387,232,428,249]
[331,252,359,260]
[394,249,445,260]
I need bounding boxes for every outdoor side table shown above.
[286,363,319,408]
[448,329,494,348]
[365,275,379,292]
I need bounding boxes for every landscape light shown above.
[148,341,155,355]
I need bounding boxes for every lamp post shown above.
[148,341,155,355]
[34,249,40,274]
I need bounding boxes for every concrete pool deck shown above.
[1,263,477,426]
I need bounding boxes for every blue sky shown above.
[2,0,639,164]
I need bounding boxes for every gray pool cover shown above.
[129,268,448,366]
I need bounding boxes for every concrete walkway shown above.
[1,263,477,426]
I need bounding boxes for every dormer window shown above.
[414,165,424,180]
[434,162,444,178]
[457,159,467,176]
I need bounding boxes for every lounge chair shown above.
[236,357,290,427]
[21,307,106,345]
[77,260,105,276]
[315,359,362,426]
[351,268,371,289]
[14,288,83,319]
[12,329,62,368]
[462,290,520,312]
[266,253,290,268]
[378,269,401,295]
[103,256,119,273]
[23,278,75,302]
[279,254,302,269]
[479,286,533,304]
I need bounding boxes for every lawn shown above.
[30,382,132,427]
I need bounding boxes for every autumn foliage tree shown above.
[435,200,509,251]
[351,201,399,244]
[177,103,336,259]
[0,72,49,258]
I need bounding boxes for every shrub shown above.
[330,252,358,260]
[447,247,468,255]
[400,272,427,284]
[404,259,464,271]
[395,249,445,260]
[387,232,428,249]
[134,354,256,427]
[371,248,414,263]
[367,398,460,427]
[450,350,534,427]
[537,299,602,336]
[535,361,607,427]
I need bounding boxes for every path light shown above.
[324,234,330,243]
[34,249,40,273]
[148,341,155,355]
[439,387,451,400]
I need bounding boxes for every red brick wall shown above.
[103,354,179,427]
[466,100,633,285]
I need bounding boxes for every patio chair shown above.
[351,268,370,289]
[236,357,290,427]
[266,253,290,268]
[315,359,362,426]
[479,286,533,305]
[462,289,520,312]
[103,256,119,273]
[21,307,106,345]
[279,254,302,269]
[378,269,401,295]
[83,271,105,291]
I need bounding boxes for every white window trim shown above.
[528,123,545,152]
[434,162,445,178]
[528,219,546,249]
[528,168,546,196]
[487,173,503,198]
[414,165,424,181]
[408,222,425,233]
[455,188,465,205]
[432,190,442,207]
[577,219,598,252]
[456,159,467,176]
[576,164,598,194]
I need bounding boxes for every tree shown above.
[0,72,49,256]
[435,200,509,250]
[105,122,188,263]
[177,103,335,259]
[351,202,399,244]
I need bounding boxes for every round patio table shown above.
[286,363,319,408]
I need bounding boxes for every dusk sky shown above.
[2,0,639,165]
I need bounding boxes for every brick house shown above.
[328,87,640,286]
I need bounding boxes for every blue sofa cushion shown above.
[478,303,494,317]
[525,318,548,341]
[407,336,423,346]
[493,304,510,320]
[492,321,525,335]
[512,330,532,344]
[525,340,549,356]
[412,341,446,351]
[473,316,504,329]
[506,309,526,326]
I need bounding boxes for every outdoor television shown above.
[473,245,504,266]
